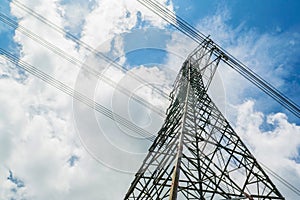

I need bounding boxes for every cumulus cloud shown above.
[1,0,299,200]
[165,5,300,199]
[234,100,300,199]
[80,0,173,49]
[194,6,300,117]
[1,0,177,199]
[194,7,300,198]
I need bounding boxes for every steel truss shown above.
[124,41,284,200]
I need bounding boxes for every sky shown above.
[0,0,300,199]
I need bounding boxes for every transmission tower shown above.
[124,41,285,199]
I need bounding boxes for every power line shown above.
[0,48,155,141]
[4,44,298,196]
[14,0,296,120]
[0,12,166,117]
[2,0,299,196]
[7,0,170,100]
[138,0,300,118]
[260,162,300,196]
[136,0,300,196]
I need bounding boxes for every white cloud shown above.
[194,6,300,112]
[1,0,177,199]
[196,8,300,198]
[59,0,94,35]
[234,100,300,199]
[165,5,300,199]
[80,0,173,50]
[1,0,299,199]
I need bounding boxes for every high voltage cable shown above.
[7,0,169,100]
[4,47,289,196]
[11,0,299,117]
[141,0,300,118]
[1,0,299,196]
[0,12,165,117]
[140,0,300,118]
[137,0,300,195]
[138,0,300,118]
[0,48,155,141]
[260,162,300,196]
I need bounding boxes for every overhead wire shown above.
[11,0,299,120]
[0,12,166,117]
[260,162,300,196]
[7,0,170,100]
[137,0,300,195]
[137,0,300,118]
[5,0,299,147]
[1,0,299,196]
[0,48,155,141]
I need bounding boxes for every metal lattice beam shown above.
[124,43,284,200]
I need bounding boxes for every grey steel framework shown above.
[124,41,285,200]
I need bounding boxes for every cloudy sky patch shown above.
[0,0,299,199]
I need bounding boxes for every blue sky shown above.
[119,0,300,123]
[171,0,300,123]
[0,0,19,54]
[173,0,300,33]
[1,0,300,107]
[0,0,300,199]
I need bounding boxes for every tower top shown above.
[124,44,284,200]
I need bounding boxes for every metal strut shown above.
[124,43,285,200]
[169,60,191,200]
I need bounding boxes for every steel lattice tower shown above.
[124,41,284,200]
